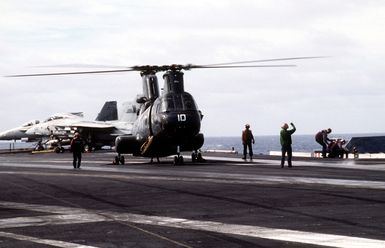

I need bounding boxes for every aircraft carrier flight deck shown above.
[0,151,384,247]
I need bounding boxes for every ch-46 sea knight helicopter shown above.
[7,56,323,165]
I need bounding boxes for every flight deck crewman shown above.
[242,124,255,160]
[280,122,296,168]
[315,128,332,158]
[70,132,84,169]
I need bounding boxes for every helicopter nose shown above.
[163,112,201,137]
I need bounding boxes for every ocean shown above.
[2,133,384,155]
[201,133,385,155]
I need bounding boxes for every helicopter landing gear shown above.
[173,145,184,165]
[192,150,205,162]
[114,154,125,165]
[173,155,184,165]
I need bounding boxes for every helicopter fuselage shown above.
[115,70,204,158]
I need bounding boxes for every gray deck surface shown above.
[0,151,384,247]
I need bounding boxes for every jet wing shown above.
[66,120,132,140]
[68,121,133,136]
[68,121,115,129]
[53,121,130,148]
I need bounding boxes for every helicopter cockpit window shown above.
[174,94,184,110]
[182,94,197,110]
[161,94,197,112]
[161,95,175,112]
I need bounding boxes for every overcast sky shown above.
[1,0,385,137]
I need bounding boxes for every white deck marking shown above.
[1,201,385,248]
[0,213,108,229]
[204,156,385,171]
[117,214,385,248]
[0,231,98,248]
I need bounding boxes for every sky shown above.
[1,0,385,137]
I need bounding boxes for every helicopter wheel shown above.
[197,152,205,162]
[114,156,119,165]
[192,151,204,162]
[120,155,125,165]
[174,155,184,165]
[179,156,184,164]
[173,156,177,165]
[191,152,197,162]
[114,154,125,165]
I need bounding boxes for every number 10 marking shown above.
[177,114,187,122]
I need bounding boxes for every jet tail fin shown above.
[95,101,118,121]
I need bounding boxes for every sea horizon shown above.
[202,132,385,155]
[1,132,385,155]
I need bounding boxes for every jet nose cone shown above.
[0,129,22,140]
[0,131,7,139]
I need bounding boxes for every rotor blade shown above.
[5,69,137,77]
[188,64,296,69]
[32,64,130,69]
[200,56,328,67]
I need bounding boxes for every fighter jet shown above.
[25,112,84,139]
[24,101,138,151]
[0,120,41,141]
